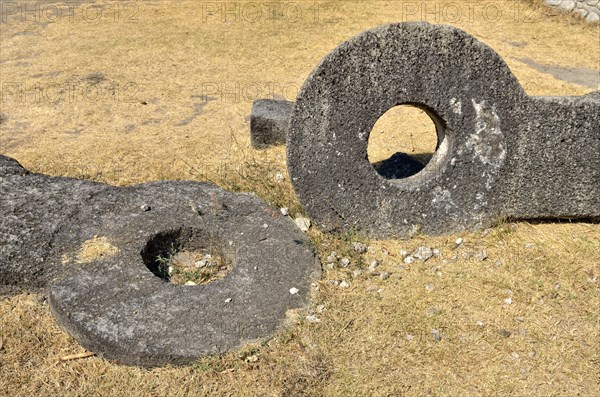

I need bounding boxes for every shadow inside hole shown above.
[141,227,229,284]
[372,152,434,180]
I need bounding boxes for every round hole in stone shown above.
[141,227,232,286]
[368,104,446,180]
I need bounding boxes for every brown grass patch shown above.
[1,1,598,396]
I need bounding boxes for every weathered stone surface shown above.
[0,162,108,293]
[286,22,600,238]
[0,156,320,366]
[250,99,294,148]
[0,154,27,176]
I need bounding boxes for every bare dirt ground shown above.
[0,1,598,396]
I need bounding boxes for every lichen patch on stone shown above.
[76,236,119,264]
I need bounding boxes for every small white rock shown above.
[305,315,320,323]
[339,258,351,268]
[399,249,409,258]
[403,256,415,264]
[352,242,367,253]
[432,329,442,342]
[380,272,391,280]
[352,269,363,278]
[326,252,338,263]
[185,281,196,286]
[476,320,485,327]
[475,248,488,262]
[294,216,311,232]
[368,260,380,271]
[224,298,232,303]
[275,172,285,181]
[504,297,513,305]
[425,284,434,292]
[316,304,326,313]
[413,246,434,261]
[339,280,350,288]
[262,223,269,228]
[289,287,299,295]
[280,207,289,216]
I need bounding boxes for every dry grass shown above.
[0,1,599,396]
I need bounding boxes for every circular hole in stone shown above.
[141,228,232,286]
[368,104,446,180]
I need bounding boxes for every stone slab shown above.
[285,22,600,238]
[0,156,320,366]
[250,99,294,148]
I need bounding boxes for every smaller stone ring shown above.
[49,182,320,367]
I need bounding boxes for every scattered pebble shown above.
[500,329,512,338]
[194,254,215,268]
[406,334,415,341]
[262,223,269,228]
[325,263,335,270]
[280,207,289,216]
[380,272,391,280]
[224,298,232,303]
[316,305,325,314]
[289,287,299,295]
[275,172,285,182]
[524,242,535,249]
[511,352,519,360]
[399,249,409,258]
[339,280,350,289]
[504,297,513,305]
[432,329,442,342]
[140,204,151,212]
[368,260,380,271]
[305,315,320,323]
[397,264,406,271]
[413,246,434,261]
[403,256,415,264]
[352,242,367,253]
[245,354,259,363]
[453,237,463,249]
[326,252,338,264]
[294,216,311,232]
[476,320,484,327]
[432,248,441,257]
[339,258,351,268]
[515,316,525,322]
[475,248,488,262]
[425,284,434,292]
[328,280,340,286]
[352,269,363,278]
[185,281,196,286]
